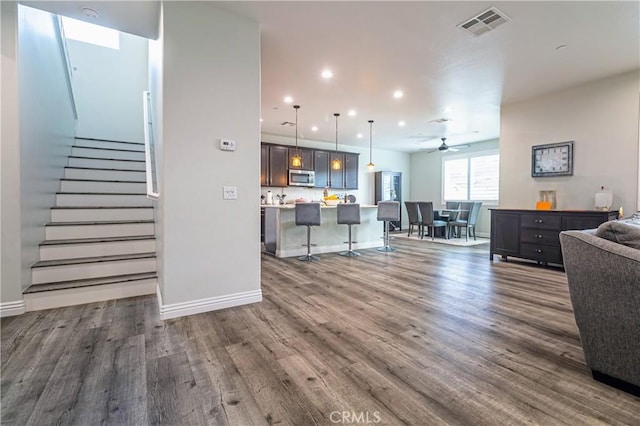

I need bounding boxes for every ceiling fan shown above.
[425,137,470,153]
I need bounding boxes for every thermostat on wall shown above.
[220,139,236,151]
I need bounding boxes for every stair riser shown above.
[51,208,154,222]
[40,239,156,261]
[65,168,146,182]
[32,258,157,284]
[68,157,145,171]
[60,180,147,194]
[56,193,153,207]
[45,223,155,240]
[71,147,145,161]
[75,139,145,152]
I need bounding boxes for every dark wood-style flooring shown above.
[2,239,639,425]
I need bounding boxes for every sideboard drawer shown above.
[520,243,562,264]
[520,229,560,246]
[520,214,561,230]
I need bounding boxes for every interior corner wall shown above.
[17,4,76,291]
[409,139,500,237]
[160,2,260,307]
[68,31,148,143]
[500,71,640,214]
[1,0,23,304]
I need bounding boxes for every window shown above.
[61,16,119,50]
[443,151,499,203]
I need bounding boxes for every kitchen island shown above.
[263,205,381,258]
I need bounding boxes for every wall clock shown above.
[531,141,574,177]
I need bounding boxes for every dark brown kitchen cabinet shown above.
[490,209,618,266]
[288,147,314,170]
[314,150,329,188]
[329,153,344,188]
[260,145,269,186]
[267,145,288,187]
[344,153,359,189]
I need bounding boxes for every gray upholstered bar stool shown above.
[377,201,400,252]
[295,202,322,261]
[337,203,361,257]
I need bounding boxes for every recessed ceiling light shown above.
[321,69,333,79]
[356,133,363,138]
[259,118,263,122]
[348,109,357,117]
[284,96,293,104]
[393,90,403,99]
[81,7,100,18]
[311,126,318,132]
[398,121,406,127]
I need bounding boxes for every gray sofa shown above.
[559,226,640,396]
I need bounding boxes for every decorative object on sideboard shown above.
[367,119,375,168]
[331,113,342,170]
[531,141,574,177]
[536,190,557,210]
[291,105,302,168]
[594,186,613,211]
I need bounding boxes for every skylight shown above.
[61,16,119,50]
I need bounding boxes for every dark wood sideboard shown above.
[490,209,618,266]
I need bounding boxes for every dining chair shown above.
[417,202,448,240]
[404,201,421,237]
[448,201,482,241]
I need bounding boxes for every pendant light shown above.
[367,119,375,168]
[291,105,302,168]
[331,113,342,170]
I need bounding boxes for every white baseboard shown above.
[157,285,262,320]
[0,300,26,317]
[24,278,157,311]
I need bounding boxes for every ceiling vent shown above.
[458,7,510,37]
[280,121,296,127]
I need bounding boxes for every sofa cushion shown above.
[596,220,640,250]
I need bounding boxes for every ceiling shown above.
[21,1,639,152]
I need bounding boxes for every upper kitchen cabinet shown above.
[314,150,329,188]
[261,144,288,187]
[288,147,314,170]
[329,153,345,189]
[344,153,359,189]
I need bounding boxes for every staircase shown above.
[23,137,157,310]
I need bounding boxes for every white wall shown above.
[500,71,639,214]
[68,30,148,143]
[261,134,411,226]
[17,5,76,292]
[1,1,23,305]
[410,139,499,237]
[159,2,260,308]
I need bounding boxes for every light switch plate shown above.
[223,186,237,200]
[220,139,236,151]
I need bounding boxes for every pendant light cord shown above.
[334,113,340,152]
[368,120,374,165]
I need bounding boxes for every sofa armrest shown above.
[559,230,640,386]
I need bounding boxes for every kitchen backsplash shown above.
[261,187,361,204]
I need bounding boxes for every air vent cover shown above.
[458,7,510,37]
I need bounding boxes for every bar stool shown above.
[295,202,321,261]
[377,201,400,252]
[337,203,361,257]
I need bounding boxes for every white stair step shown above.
[64,167,146,182]
[39,236,156,261]
[31,253,157,284]
[71,146,145,161]
[51,207,154,222]
[75,138,145,152]
[45,221,154,240]
[60,179,147,194]
[56,193,153,207]
[68,156,145,171]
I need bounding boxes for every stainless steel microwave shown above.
[288,169,315,187]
